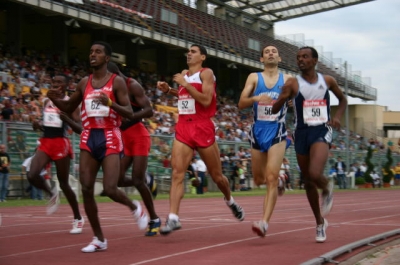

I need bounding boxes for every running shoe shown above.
[225,199,245,221]
[46,186,60,215]
[160,218,182,235]
[81,237,107,253]
[278,175,286,196]
[132,200,149,230]
[321,181,334,217]
[145,219,161,236]
[70,218,85,234]
[252,221,268,237]
[316,218,328,243]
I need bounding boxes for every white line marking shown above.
[129,226,315,265]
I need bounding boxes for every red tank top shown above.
[177,68,216,122]
[81,74,121,129]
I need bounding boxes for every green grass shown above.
[1,186,398,208]
[0,188,304,208]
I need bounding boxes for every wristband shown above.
[107,98,112,107]
[167,87,171,94]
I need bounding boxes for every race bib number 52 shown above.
[303,100,328,125]
[178,98,196,114]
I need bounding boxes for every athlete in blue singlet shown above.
[272,46,347,243]
[238,45,291,237]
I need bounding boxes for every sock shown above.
[225,196,235,206]
[168,213,179,221]
[151,218,160,223]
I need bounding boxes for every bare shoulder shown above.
[200,68,214,79]
[285,76,298,86]
[76,76,89,92]
[282,73,294,82]
[113,75,127,89]
[322,74,338,87]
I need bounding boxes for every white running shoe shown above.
[316,219,328,243]
[81,237,107,253]
[132,200,149,230]
[252,221,268,237]
[46,187,60,215]
[70,218,85,234]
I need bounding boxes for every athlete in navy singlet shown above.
[272,46,347,243]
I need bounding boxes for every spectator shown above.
[0,99,13,121]
[371,171,381,188]
[195,157,207,194]
[335,156,347,189]
[0,144,11,202]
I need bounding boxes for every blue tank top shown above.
[252,72,287,125]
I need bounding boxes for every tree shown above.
[382,148,394,183]
[363,147,374,184]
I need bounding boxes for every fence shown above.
[2,121,399,198]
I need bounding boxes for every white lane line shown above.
[128,226,316,265]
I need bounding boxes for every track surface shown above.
[1,189,399,265]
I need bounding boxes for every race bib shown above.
[43,108,62,128]
[303,100,328,125]
[178,98,196,115]
[257,102,279,121]
[84,98,110,117]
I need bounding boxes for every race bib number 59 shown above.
[303,100,328,125]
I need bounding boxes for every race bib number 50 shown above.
[303,100,328,125]
[178,98,196,115]
[43,108,62,128]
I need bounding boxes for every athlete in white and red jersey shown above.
[47,41,148,253]
[30,74,84,233]
[157,44,245,235]
[107,62,160,237]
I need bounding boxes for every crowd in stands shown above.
[0,43,394,153]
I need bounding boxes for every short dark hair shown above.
[191,44,207,57]
[260,45,279,57]
[92,41,112,56]
[107,61,120,74]
[55,73,70,84]
[299,46,318,59]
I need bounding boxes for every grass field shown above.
[1,186,398,208]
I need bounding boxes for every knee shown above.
[265,172,279,186]
[171,168,185,183]
[58,181,70,191]
[212,174,226,186]
[102,184,117,197]
[80,182,94,195]
[131,171,146,187]
[304,180,316,190]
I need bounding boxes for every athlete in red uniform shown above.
[107,62,160,236]
[156,44,245,235]
[47,41,148,253]
[30,74,84,233]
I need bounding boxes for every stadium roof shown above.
[209,0,374,23]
